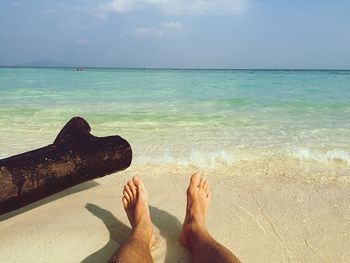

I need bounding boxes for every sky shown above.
[0,0,349,69]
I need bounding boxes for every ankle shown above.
[192,221,208,234]
[135,220,153,233]
[185,222,208,248]
[132,225,153,245]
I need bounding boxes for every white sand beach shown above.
[1,162,349,263]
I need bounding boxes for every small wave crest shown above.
[136,147,350,168]
[289,148,350,165]
[136,150,236,169]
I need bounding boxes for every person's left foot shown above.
[122,176,155,249]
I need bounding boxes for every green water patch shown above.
[273,101,350,114]
[83,111,235,127]
[222,98,253,106]
[0,107,42,118]
[205,97,253,108]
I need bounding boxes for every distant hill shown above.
[16,59,78,68]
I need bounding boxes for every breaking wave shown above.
[136,147,350,168]
[289,148,350,165]
[136,150,237,169]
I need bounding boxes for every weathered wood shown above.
[0,117,132,215]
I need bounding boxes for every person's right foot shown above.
[179,173,211,250]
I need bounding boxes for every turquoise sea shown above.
[0,68,349,176]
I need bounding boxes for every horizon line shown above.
[0,65,350,71]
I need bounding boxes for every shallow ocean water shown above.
[0,68,349,176]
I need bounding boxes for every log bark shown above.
[0,117,132,215]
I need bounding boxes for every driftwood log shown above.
[0,117,132,216]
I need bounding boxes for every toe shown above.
[206,190,212,201]
[127,180,137,203]
[122,196,128,209]
[123,189,131,204]
[203,180,209,191]
[134,176,147,196]
[190,172,200,186]
[124,185,133,204]
[133,176,143,192]
[188,174,200,197]
[133,176,141,186]
[199,177,206,189]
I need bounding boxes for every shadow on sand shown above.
[81,203,131,263]
[0,180,100,222]
[150,206,190,263]
[82,204,189,263]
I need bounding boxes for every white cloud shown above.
[97,0,139,18]
[134,27,163,37]
[162,21,183,30]
[134,21,184,38]
[97,0,248,18]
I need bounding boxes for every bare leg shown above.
[180,173,241,263]
[109,176,154,263]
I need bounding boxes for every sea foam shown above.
[136,150,236,169]
[290,148,350,165]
